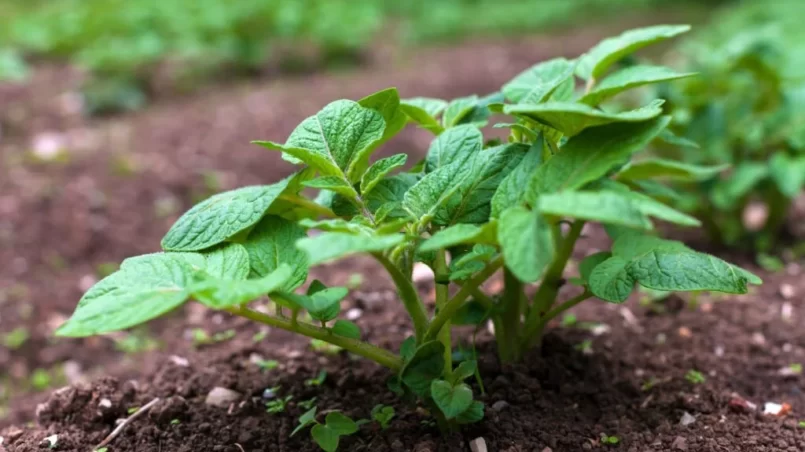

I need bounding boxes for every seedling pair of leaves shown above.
[293,408,358,452]
[58,24,761,439]
[657,4,805,251]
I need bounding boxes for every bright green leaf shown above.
[491,139,543,217]
[311,412,358,452]
[303,176,359,199]
[711,162,769,209]
[617,159,728,181]
[580,65,696,105]
[297,232,404,265]
[419,224,489,252]
[242,215,308,291]
[452,360,478,383]
[425,125,483,173]
[456,400,485,424]
[200,243,250,280]
[431,380,473,419]
[331,320,361,339]
[538,191,653,229]
[400,97,447,135]
[361,154,408,196]
[769,153,805,198]
[443,95,479,128]
[190,265,292,308]
[502,58,577,104]
[291,407,317,437]
[498,206,554,282]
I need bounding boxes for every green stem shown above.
[521,290,592,348]
[227,306,402,371]
[466,286,496,311]
[521,220,585,349]
[426,257,503,341]
[373,253,429,342]
[434,249,453,380]
[498,269,523,363]
[278,194,337,218]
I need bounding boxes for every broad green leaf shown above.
[498,206,554,282]
[502,58,577,104]
[359,87,407,143]
[242,215,308,291]
[201,243,250,280]
[443,95,479,128]
[366,174,418,219]
[769,153,805,198]
[254,100,385,182]
[457,91,504,127]
[452,360,478,383]
[425,125,483,173]
[361,154,407,196]
[589,232,761,303]
[538,191,653,229]
[291,407,317,437]
[297,232,405,265]
[303,176,359,199]
[527,117,670,198]
[403,161,475,222]
[617,159,728,181]
[311,412,358,452]
[401,341,445,397]
[579,252,612,283]
[593,180,701,227]
[711,162,769,209]
[657,129,700,149]
[491,140,543,217]
[190,265,292,308]
[331,320,361,339]
[419,224,495,252]
[57,253,197,337]
[449,244,497,281]
[580,65,696,105]
[456,401,484,424]
[576,25,691,80]
[400,336,417,362]
[298,218,373,235]
[400,97,447,134]
[438,143,530,225]
[295,286,348,322]
[504,99,665,137]
[431,380,473,419]
[162,177,292,251]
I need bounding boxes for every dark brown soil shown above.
[3,11,805,452]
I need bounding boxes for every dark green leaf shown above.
[291,407,317,437]
[491,139,544,217]
[401,341,445,397]
[711,162,769,209]
[331,320,361,340]
[452,300,488,325]
[452,360,478,383]
[242,215,308,291]
[456,400,484,424]
[769,154,805,198]
[431,380,473,419]
[579,252,612,283]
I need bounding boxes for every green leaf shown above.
[711,162,769,209]
[504,99,665,137]
[589,232,761,303]
[311,412,358,452]
[400,97,447,135]
[56,253,197,337]
[361,154,407,196]
[491,140,544,217]
[161,177,293,251]
[452,360,478,383]
[579,252,612,283]
[331,320,361,339]
[449,245,497,281]
[431,380,473,419]
[254,100,385,182]
[303,176,359,199]
[283,286,348,322]
[617,159,728,181]
[291,407,318,437]
[190,265,293,308]
[456,401,485,424]
[502,58,577,104]
[538,191,652,229]
[576,25,691,80]
[657,129,699,149]
[359,87,407,143]
[403,161,474,222]
[425,125,483,173]
[498,206,554,283]
[400,336,417,362]
[297,232,404,265]
[580,65,696,105]
[769,154,805,198]
[366,174,418,219]
[457,91,503,127]
[242,215,308,291]
[593,180,701,227]
[202,243,250,280]
[419,224,492,252]
[527,116,670,197]
[401,341,445,397]
[443,95,479,128]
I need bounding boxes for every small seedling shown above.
[600,433,620,445]
[798,420,805,429]
[266,395,293,414]
[30,369,53,391]
[255,359,279,371]
[56,25,761,433]
[2,326,29,349]
[191,328,235,346]
[371,404,395,430]
[305,370,328,387]
[789,363,803,375]
[575,339,593,354]
[298,397,318,410]
[685,369,706,385]
[252,330,268,342]
[127,406,140,414]
[560,313,577,328]
[170,419,180,425]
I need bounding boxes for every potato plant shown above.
[657,1,805,250]
[58,25,760,437]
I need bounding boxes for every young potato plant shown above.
[58,25,761,437]
[656,2,805,251]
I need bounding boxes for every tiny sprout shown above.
[799,420,805,429]
[299,397,318,410]
[685,370,706,385]
[371,404,395,430]
[128,406,140,414]
[560,313,577,328]
[789,363,803,375]
[600,433,620,445]
[255,359,279,371]
[266,395,293,414]
[170,419,180,425]
[305,370,328,387]
[252,330,268,342]
[575,339,593,354]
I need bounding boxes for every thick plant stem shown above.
[521,220,585,350]
[521,290,592,348]
[426,257,503,341]
[373,253,429,342]
[434,249,453,380]
[497,269,523,363]
[226,306,403,371]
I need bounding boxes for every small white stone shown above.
[412,262,434,283]
[32,132,65,161]
[99,398,112,409]
[78,274,97,292]
[781,302,793,322]
[714,345,725,357]
[169,355,190,367]
[590,324,611,336]
[751,332,766,345]
[469,437,487,452]
[779,284,796,300]
[345,308,363,321]
[679,411,697,426]
[742,202,768,231]
[763,402,783,416]
[42,434,58,448]
[205,387,241,408]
